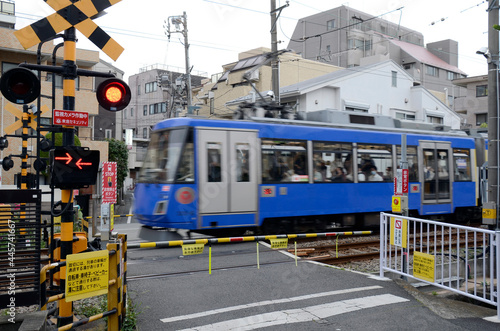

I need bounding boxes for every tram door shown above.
[198,129,258,214]
[419,141,453,204]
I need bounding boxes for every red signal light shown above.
[96,78,131,112]
[105,85,123,103]
[0,67,41,104]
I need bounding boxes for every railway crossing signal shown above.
[0,67,40,105]
[14,0,125,61]
[96,78,131,111]
[3,103,50,135]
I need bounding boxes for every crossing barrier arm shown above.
[128,231,373,249]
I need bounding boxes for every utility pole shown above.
[165,12,193,114]
[270,0,289,103]
[487,1,499,229]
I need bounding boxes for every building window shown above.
[137,85,141,95]
[145,82,157,93]
[427,115,443,124]
[143,128,147,138]
[396,112,415,121]
[1,62,18,73]
[105,129,112,139]
[149,104,154,115]
[403,63,412,70]
[364,40,372,51]
[391,71,397,87]
[124,109,127,119]
[327,19,335,30]
[326,45,331,53]
[348,38,364,50]
[160,102,167,113]
[426,65,439,77]
[476,85,488,97]
[476,113,487,126]
[345,107,368,113]
[131,107,134,117]
[447,71,456,80]
[46,75,80,90]
[143,105,147,116]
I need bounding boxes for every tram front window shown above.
[138,128,194,183]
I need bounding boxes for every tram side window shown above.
[453,148,471,181]
[357,144,393,182]
[207,143,222,182]
[176,130,194,182]
[236,143,250,182]
[262,139,308,183]
[313,142,353,182]
[397,146,418,181]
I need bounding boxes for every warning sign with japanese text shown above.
[390,217,407,248]
[65,250,109,302]
[53,109,89,127]
[182,243,205,256]
[102,162,117,204]
[413,251,435,283]
[270,238,289,249]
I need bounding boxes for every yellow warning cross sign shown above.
[14,0,124,61]
[3,104,50,135]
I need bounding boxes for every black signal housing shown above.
[96,78,131,111]
[0,67,41,105]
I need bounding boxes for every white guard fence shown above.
[379,212,500,320]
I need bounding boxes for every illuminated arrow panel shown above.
[50,147,100,188]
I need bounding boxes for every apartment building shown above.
[287,5,467,105]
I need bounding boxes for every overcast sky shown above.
[14,0,490,80]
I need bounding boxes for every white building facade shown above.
[280,60,461,130]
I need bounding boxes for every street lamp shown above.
[476,46,492,61]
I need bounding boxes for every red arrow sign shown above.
[55,153,72,164]
[75,158,92,169]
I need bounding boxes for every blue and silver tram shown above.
[133,117,484,234]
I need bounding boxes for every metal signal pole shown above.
[58,27,77,327]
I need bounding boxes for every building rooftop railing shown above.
[139,63,208,78]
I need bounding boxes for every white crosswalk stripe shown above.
[160,285,382,323]
[175,294,409,331]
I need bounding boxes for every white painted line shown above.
[160,285,382,323]
[176,294,409,331]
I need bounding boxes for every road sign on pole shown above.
[102,161,117,204]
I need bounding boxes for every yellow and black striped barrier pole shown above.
[107,242,120,330]
[127,231,373,249]
[84,214,134,220]
[40,261,66,311]
[57,26,77,328]
[20,109,29,189]
[118,234,128,323]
